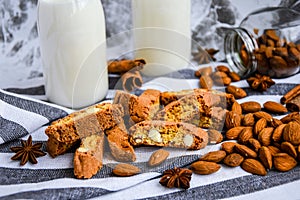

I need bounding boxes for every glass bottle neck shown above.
[224,27,258,78]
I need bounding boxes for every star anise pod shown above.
[247,73,275,92]
[10,135,46,165]
[159,167,192,189]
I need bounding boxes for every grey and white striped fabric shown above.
[0,62,299,200]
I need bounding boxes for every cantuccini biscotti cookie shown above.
[45,103,124,157]
[129,89,161,123]
[74,134,104,179]
[105,123,136,162]
[129,120,208,150]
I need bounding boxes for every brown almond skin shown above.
[231,101,242,115]
[199,150,227,163]
[221,142,237,154]
[113,163,141,177]
[225,111,242,129]
[273,153,297,172]
[235,144,257,158]
[272,124,286,142]
[258,146,273,169]
[283,121,300,145]
[248,138,262,152]
[263,101,288,114]
[268,146,281,156]
[269,118,283,128]
[297,145,300,162]
[223,153,244,167]
[226,126,245,140]
[258,127,274,146]
[254,118,268,136]
[228,72,241,82]
[280,112,300,124]
[208,129,223,144]
[195,66,212,77]
[241,101,261,113]
[253,111,273,121]
[216,65,230,73]
[242,113,255,126]
[148,149,170,167]
[200,75,213,89]
[238,127,253,144]
[190,161,221,175]
[241,159,267,176]
[281,142,297,158]
[226,85,247,99]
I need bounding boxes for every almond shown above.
[228,72,241,82]
[280,112,300,124]
[234,144,257,158]
[258,146,273,169]
[240,101,261,113]
[226,126,244,140]
[221,141,237,154]
[242,113,255,126]
[199,150,226,163]
[208,129,223,144]
[268,146,281,156]
[248,138,262,152]
[272,124,286,142]
[216,65,230,73]
[112,163,141,177]
[297,145,300,161]
[195,66,212,77]
[258,127,274,146]
[148,149,170,167]
[281,141,297,158]
[190,161,221,175]
[253,111,273,121]
[226,85,247,99]
[273,153,297,172]
[263,101,288,114]
[200,75,213,89]
[225,111,242,129]
[268,118,283,128]
[238,127,253,144]
[254,118,268,136]
[283,121,300,145]
[223,153,244,167]
[241,159,267,176]
[231,101,242,115]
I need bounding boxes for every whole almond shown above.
[216,65,230,73]
[225,111,242,129]
[258,127,274,146]
[228,72,241,82]
[280,112,300,124]
[241,101,261,113]
[195,66,212,77]
[148,149,170,167]
[238,127,253,144]
[242,113,255,126]
[258,146,273,169]
[283,121,300,145]
[263,101,288,114]
[254,118,268,136]
[297,145,300,161]
[235,144,257,158]
[226,126,244,139]
[248,138,262,152]
[113,163,141,177]
[268,146,281,156]
[212,71,228,78]
[190,161,221,175]
[273,153,297,172]
[223,153,244,167]
[269,118,283,128]
[221,142,237,154]
[231,101,242,115]
[208,129,223,144]
[253,111,273,122]
[281,141,297,158]
[200,75,213,89]
[241,159,267,176]
[222,76,232,86]
[226,85,247,99]
[272,124,286,142]
[199,150,227,163]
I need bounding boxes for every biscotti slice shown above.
[129,120,208,150]
[74,134,104,179]
[45,103,124,157]
[129,89,161,123]
[105,123,136,162]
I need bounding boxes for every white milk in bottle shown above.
[37,0,108,108]
[132,0,191,76]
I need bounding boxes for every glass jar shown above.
[224,7,300,78]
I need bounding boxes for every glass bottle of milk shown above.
[37,0,108,109]
[132,0,191,76]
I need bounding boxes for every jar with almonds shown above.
[223,6,300,78]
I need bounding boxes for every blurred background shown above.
[0,0,298,88]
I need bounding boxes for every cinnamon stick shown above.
[286,94,300,112]
[108,59,146,74]
[280,84,300,104]
[121,70,143,92]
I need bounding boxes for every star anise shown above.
[193,48,219,64]
[159,167,192,189]
[247,73,275,92]
[10,135,46,165]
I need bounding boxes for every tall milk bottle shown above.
[132,0,191,76]
[37,0,108,109]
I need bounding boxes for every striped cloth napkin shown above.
[0,62,299,200]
